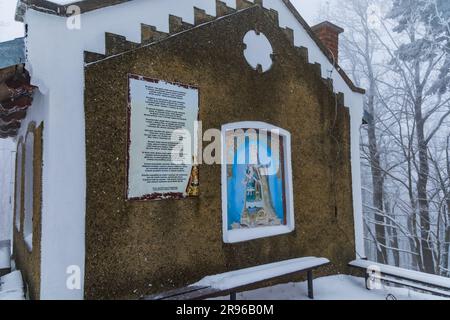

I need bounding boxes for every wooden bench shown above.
[144,257,330,300]
[349,259,450,298]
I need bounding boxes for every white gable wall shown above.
[21,0,365,300]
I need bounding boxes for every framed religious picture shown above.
[221,122,295,243]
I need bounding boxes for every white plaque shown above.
[127,75,199,200]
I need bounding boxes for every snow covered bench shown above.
[0,240,11,277]
[145,257,330,300]
[349,259,450,298]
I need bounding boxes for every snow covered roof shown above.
[16,0,132,20]
[0,51,35,139]
[0,38,25,70]
[16,0,365,94]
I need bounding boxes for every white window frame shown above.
[221,122,295,243]
[23,131,34,252]
[15,141,23,232]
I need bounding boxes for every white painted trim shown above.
[349,102,366,259]
[350,259,450,289]
[221,122,295,243]
[14,140,23,233]
[23,131,35,252]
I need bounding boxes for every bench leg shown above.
[307,270,314,299]
[230,292,237,301]
[365,272,371,290]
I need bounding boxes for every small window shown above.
[221,122,295,243]
[23,131,34,251]
[14,142,23,231]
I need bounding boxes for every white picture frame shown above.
[221,122,295,243]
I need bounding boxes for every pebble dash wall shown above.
[84,4,356,300]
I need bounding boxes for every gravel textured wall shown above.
[84,6,355,300]
[13,123,43,300]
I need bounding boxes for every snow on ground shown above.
[0,271,25,300]
[212,275,447,300]
[0,245,10,270]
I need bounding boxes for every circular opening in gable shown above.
[243,30,273,73]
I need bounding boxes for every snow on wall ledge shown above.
[22,0,365,299]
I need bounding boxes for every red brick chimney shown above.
[311,21,344,63]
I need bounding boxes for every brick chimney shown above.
[311,21,344,63]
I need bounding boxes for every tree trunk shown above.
[367,87,388,264]
[385,197,400,266]
[391,223,400,266]
[414,92,436,274]
[405,137,420,270]
[445,212,450,276]
[444,137,450,276]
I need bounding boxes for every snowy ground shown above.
[213,275,447,300]
[0,245,10,270]
[0,272,445,300]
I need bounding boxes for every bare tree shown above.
[328,0,450,275]
[380,0,450,274]
[331,0,390,264]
